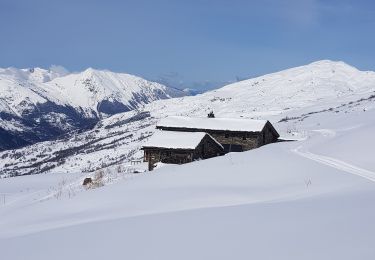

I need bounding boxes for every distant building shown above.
[142,131,224,171]
[156,116,279,153]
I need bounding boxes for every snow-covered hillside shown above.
[1,60,374,177]
[0,67,185,150]
[1,98,375,259]
[146,60,375,118]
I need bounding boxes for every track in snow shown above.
[293,146,375,183]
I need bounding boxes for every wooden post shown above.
[148,156,155,171]
[229,134,233,152]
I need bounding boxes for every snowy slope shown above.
[0,67,67,119]
[146,60,375,118]
[1,104,375,259]
[0,68,54,117]
[0,68,75,149]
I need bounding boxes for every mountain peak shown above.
[304,60,360,72]
[80,67,127,81]
[308,59,346,66]
[81,67,102,76]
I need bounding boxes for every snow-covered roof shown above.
[157,116,268,132]
[143,131,217,150]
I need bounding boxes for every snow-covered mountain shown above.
[151,72,229,93]
[44,68,186,115]
[146,60,375,118]
[1,60,374,177]
[0,67,185,150]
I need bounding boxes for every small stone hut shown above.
[156,116,279,153]
[142,131,224,170]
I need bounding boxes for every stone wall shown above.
[260,123,279,145]
[142,134,224,170]
[207,123,278,152]
[143,148,194,170]
[208,132,260,152]
[193,135,225,159]
[144,149,192,163]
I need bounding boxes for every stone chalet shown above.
[142,115,280,170]
[142,131,225,170]
[156,116,279,152]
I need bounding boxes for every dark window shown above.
[230,145,243,152]
[225,133,229,138]
[223,144,243,152]
[223,144,230,152]
[242,135,246,140]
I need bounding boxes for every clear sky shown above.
[1,0,374,89]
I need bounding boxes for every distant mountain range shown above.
[151,71,232,94]
[0,67,186,150]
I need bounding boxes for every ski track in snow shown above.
[311,129,336,137]
[293,145,375,183]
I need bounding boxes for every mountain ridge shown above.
[0,67,186,150]
[144,60,375,119]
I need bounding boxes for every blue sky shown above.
[0,0,374,89]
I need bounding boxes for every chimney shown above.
[207,111,215,118]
